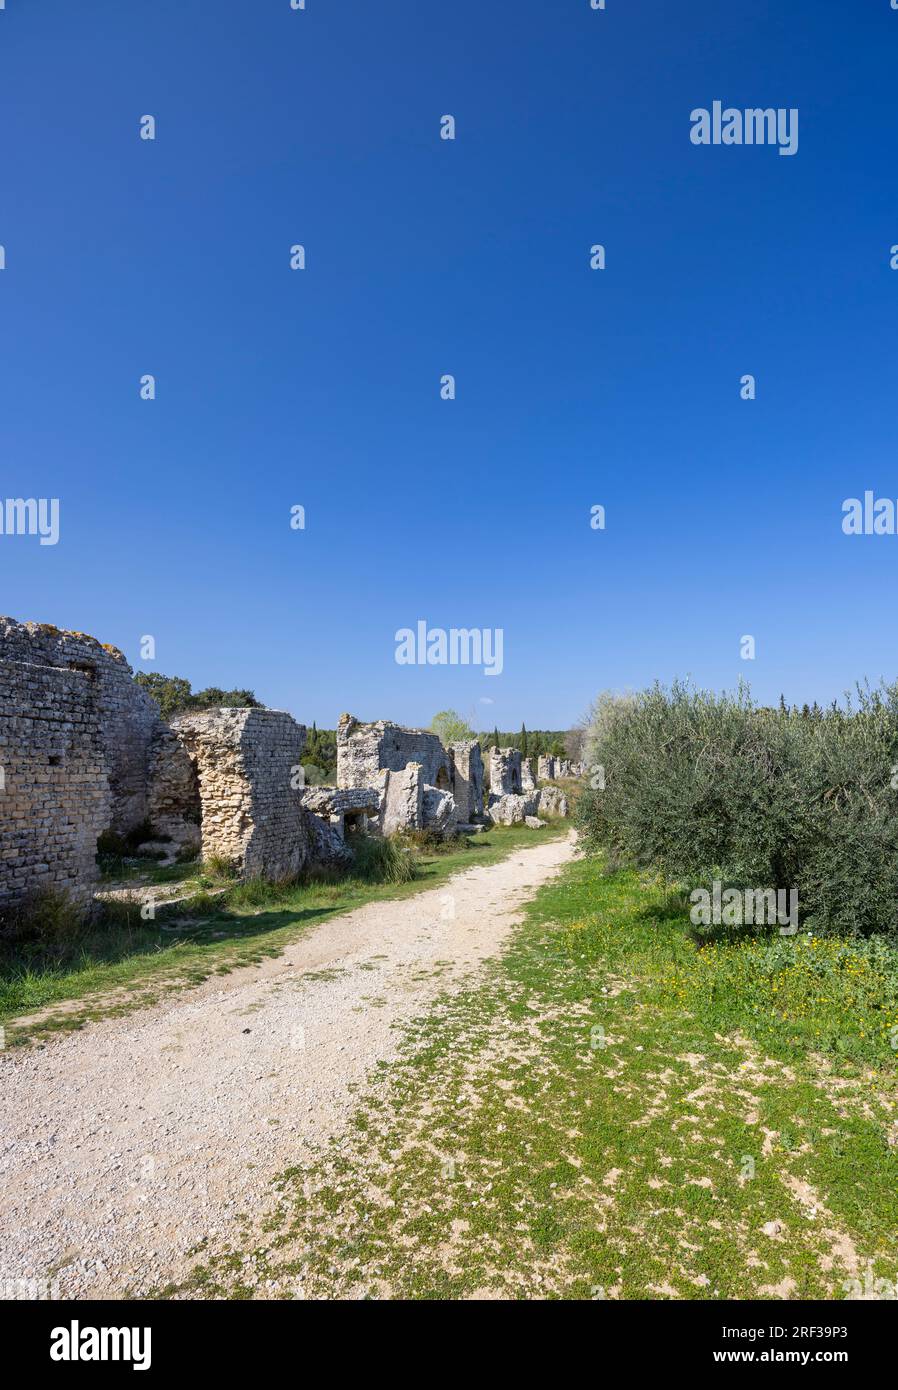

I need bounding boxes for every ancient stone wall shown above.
[300,786,380,840]
[490,747,522,796]
[0,617,165,835]
[537,755,556,781]
[299,787,379,821]
[145,727,201,847]
[521,757,536,792]
[171,708,310,879]
[423,786,458,838]
[488,790,540,826]
[537,785,570,817]
[449,740,484,822]
[0,658,112,911]
[0,612,573,914]
[379,763,424,835]
[337,714,451,790]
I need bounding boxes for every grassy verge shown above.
[0,825,564,1046]
[168,853,898,1300]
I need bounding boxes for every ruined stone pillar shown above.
[489,747,522,796]
[379,762,424,835]
[449,740,484,821]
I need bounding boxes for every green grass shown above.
[0,824,561,1045]
[164,853,898,1301]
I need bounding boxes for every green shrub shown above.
[577,680,898,938]
[0,887,87,945]
[179,889,226,917]
[349,834,416,885]
[202,854,239,881]
[96,820,160,861]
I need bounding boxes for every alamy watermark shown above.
[690,881,798,935]
[1,1274,60,1300]
[0,497,59,545]
[50,1323,152,1371]
[843,1267,897,1300]
[842,492,898,535]
[690,102,798,157]
[395,621,503,676]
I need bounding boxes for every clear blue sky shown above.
[2,0,897,729]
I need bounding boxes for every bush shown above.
[203,854,239,881]
[576,680,898,938]
[0,887,88,949]
[96,820,159,862]
[349,834,416,885]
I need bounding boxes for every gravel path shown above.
[0,833,575,1299]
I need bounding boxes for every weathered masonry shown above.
[336,714,485,831]
[0,655,111,908]
[299,786,380,841]
[0,615,583,914]
[168,708,314,881]
[0,617,165,837]
[0,618,344,911]
[0,618,166,911]
[447,740,484,824]
[489,747,522,796]
[337,714,453,791]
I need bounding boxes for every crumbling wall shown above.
[537,755,556,781]
[449,740,484,822]
[337,714,451,790]
[423,786,458,838]
[171,708,310,879]
[487,790,540,826]
[300,786,380,840]
[521,757,536,792]
[145,727,201,847]
[300,786,379,821]
[379,763,424,835]
[0,617,165,834]
[490,747,522,796]
[0,658,111,911]
[537,786,569,817]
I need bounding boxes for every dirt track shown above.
[0,833,575,1298]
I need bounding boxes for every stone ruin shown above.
[298,786,380,843]
[333,715,483,837]
[0,616,584,915]
[0,619,344,914]
[486,746,574,826]
[0,642,112,908]
[336,714,452,791]
[0,618,163,910]
[163,708,322,881]
[537,755,586,782]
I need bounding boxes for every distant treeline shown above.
[478,727,568,759]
